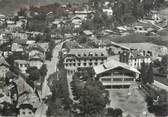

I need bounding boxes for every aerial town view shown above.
[0,0,168,117]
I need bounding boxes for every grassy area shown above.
[107,89,153,117]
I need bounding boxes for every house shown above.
[71,16,83,28]
[0,33,9,45]
[120,49,152,69]
[14,60,29,74]
[63,48,108,75]
[6,20,22,32]
[74,10,93,20]
[12,32,28,40]
[51,19,66,28]
[94,59,140,89]
[82,30,94,37]
[17,103,35,117]
[15,77,40,109]
[29,53,44,69]
[102,7,113,16]
[131,21,159,33]
[0,56,9,78]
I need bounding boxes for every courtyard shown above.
[107,87,155,117]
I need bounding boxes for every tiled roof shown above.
[94,59,140,75]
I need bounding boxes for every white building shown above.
[102,7,113,16]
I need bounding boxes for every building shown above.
[71,16,83,28]
[17,103,34,117]
[132,21,159,33]
[102,7,113,16]
[63,48,108,75]
[94,59,140,89]
[0,56,9,78]
[120,49,152,69]
[14,60,29,74]
[29,53,44,69]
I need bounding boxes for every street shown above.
[34,40,65,117]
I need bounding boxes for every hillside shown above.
[0,0,86,15]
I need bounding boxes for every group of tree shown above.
[146,89,168,116]
[140,62,154,84]
[70,68,110,117]
[153,55,168,75]
[47,54,72,116]
[26,64,47,88]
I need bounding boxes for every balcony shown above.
[100,75,135,86]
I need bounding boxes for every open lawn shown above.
[107,88,155,117]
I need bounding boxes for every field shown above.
[107,88,155,117]
[0,0,87,15]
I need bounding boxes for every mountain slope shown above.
[0,0,86,15]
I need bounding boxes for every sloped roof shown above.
[28,43,44,52]
[94,59,140,75]
[0,56,9,67]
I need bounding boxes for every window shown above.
[83,63,87,66]
[73,63,76,66]
[102,78,111,82]
[113,78,122,81]
[95,53,98,56]
[101,53,104,56]
[22,111,25,115]
[124,78,133,81]
[78,63,81,66]
[29,112,32,115]
[20,64,23,67]
[95,62,98,65]
[78,54,81,57]
[89,62,93,66]
[84,53,87,56]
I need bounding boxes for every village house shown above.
[12,32,29,40]
[17,103,35,117]
[6,20,23,32]
[120,49,152,69]
[14,60,29,74]
[63,48,108,75]
[131,21,159,33]
[71,16,83,28]
[102,7,113,16]
[0,56,9,79]
[94,59,140,89]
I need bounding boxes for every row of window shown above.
[66,59,105,63]
[65,62,99,67]
[102,78,134,82]
[77,53,105,57]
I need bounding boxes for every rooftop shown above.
[94,59,140,75]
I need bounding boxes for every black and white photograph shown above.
[0,0,168,117]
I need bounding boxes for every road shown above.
[35,40,64,117]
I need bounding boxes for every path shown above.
[35,40,65,117]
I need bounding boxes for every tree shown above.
[71,69,110,116]
[26,67,41,81]
[40,64,48,85]
[140,61,147,84]
[147,63,154,84]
